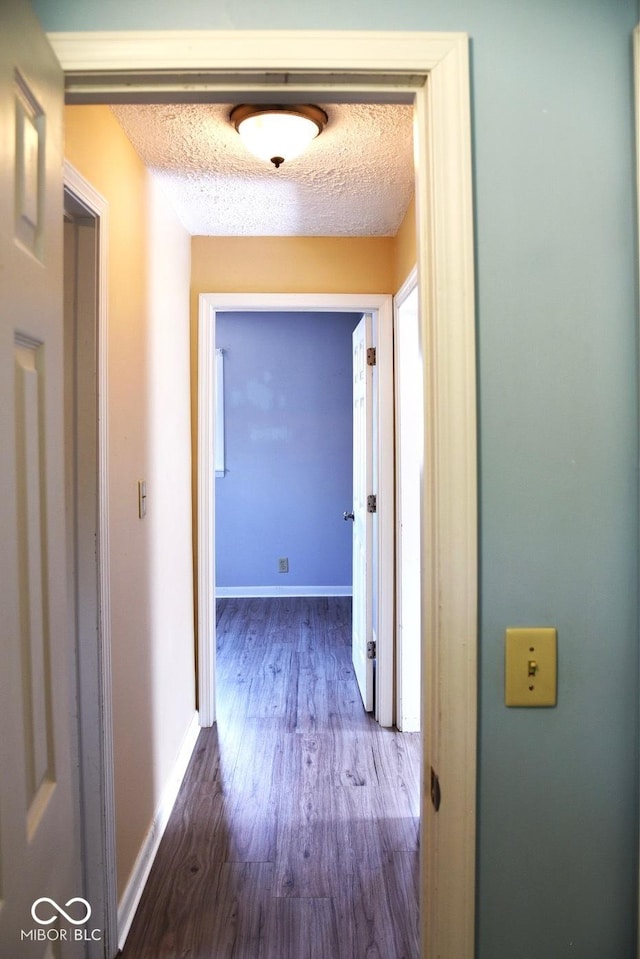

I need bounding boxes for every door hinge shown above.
[366,346,376,366]
[430,766,442,812]
[367,494,377,513]
[367,640,376,660]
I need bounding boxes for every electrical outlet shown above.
[278,557,289,573]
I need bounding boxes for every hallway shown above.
[121,597,420,958]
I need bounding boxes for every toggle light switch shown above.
[505,627,557,707]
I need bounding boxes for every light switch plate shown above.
[505,627,557,707]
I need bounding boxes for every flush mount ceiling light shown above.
[230,104,328,168]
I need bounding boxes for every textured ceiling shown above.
[110,102,414,237]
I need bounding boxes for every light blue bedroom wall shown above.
[215,311,357,591]
[38,1,640,956]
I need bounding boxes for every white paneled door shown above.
[351,314,374,712]
[0,3,84,956]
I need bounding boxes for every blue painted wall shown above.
[38,1,640,955]
[215,311,357,591]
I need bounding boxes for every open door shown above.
[0,3,84,955]
[349,313,374,712]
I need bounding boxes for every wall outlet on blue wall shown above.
[278,557,289,573]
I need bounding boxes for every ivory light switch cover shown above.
[505,627,557,707]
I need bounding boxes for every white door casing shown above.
[351,314,374,713]
[197,293,394,730]
[0,3,83,955]
[394,269,422,732]
[50,30,477,959]
[63,161,119,959]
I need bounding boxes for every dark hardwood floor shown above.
[120,596,420,959]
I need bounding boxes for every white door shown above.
[350,314,374,712]
[0,4,84,956]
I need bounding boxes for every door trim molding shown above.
[413,59,477,959]
[51,30,477,959]
[374,296,395,728]
[197,292,395,729]
[63,161,118,957]
[393,265,420,733]
[50,29,468,93]
[633,25,640,955]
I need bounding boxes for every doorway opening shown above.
[63,164,118,958]
[198,293,395,728]
[54,28,477,958]
[211,306,391,722]
[212,311,358,605]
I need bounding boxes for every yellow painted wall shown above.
[191,234,396,299]
[64,106,196,900]
[191,218,414,302]
[393,195,416,291]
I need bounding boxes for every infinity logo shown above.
[31,898,92,926]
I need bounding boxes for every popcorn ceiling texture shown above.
[110,102,414,236]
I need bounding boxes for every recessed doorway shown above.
[53,29,477,957]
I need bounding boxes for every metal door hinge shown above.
[367,494,377,513]
[367,640,376,660]
[366,347,376,366]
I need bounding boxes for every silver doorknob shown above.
[343,511,355,521]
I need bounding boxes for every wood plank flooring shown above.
[120,597,420,959]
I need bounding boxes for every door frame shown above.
[198,293,394,727]
[633,25,640,954]
[393,266,421,732]
[50,29,477,959]
[63,161,118,957]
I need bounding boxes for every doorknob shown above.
[343,511,355,521]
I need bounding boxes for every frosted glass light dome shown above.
[231,105,328,168]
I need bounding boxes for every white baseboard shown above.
[215,585,352,598]
[117,710,200,950]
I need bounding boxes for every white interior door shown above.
[0,4,84,955]
[351,314,374,712]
